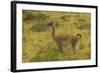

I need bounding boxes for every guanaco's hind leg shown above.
[72,43,77,54]
[72,43,79,54]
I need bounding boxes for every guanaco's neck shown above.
[52,21,56,39]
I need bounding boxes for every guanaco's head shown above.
[76,33,81,39]
[48,20,56,27]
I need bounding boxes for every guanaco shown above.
[48,20,81,54]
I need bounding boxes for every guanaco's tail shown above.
[76,33,81,39]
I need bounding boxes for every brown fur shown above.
[50,21,81,54]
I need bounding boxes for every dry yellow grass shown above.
[22,10,91,63]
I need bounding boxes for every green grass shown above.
[22,10,91,63]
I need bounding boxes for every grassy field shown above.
[22,10,91,63]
